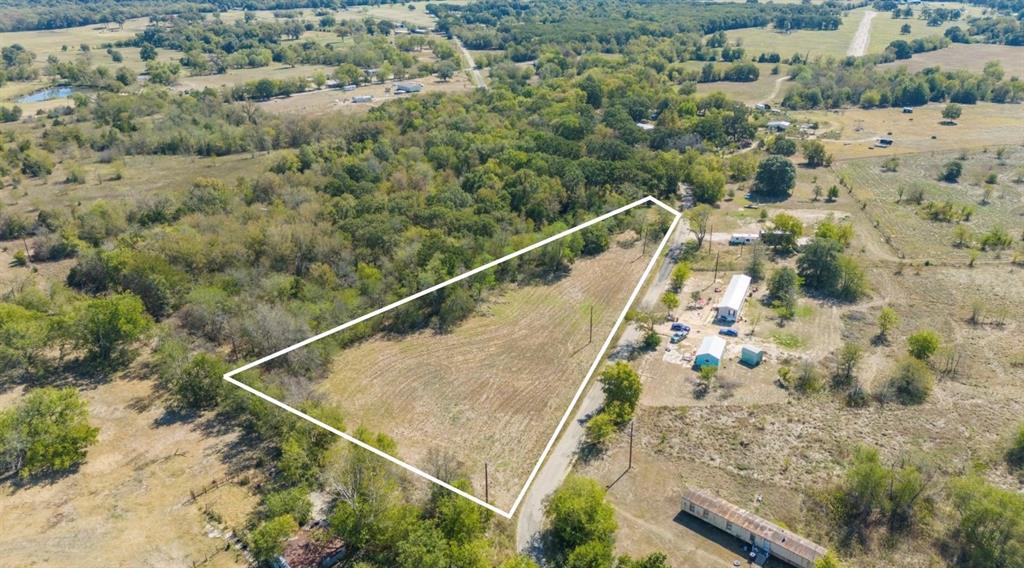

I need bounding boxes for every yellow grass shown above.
[0,380,257,567]
[307,229,664,509]
[879,43,1024,77]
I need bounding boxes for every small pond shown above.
[16,86,76,104]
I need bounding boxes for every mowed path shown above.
[847,10,877,57]
[315,239,655,509]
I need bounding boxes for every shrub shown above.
[884,358,934,404]
[940,160,963,182]
[907,330,940,360]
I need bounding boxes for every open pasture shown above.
[879,43,1024,77]
[838,146,1024,262]
[285,221,669,510]
[0,379,256,568]
[693,62,789,105]
[723,7,969,59]
[794,102,1024,161]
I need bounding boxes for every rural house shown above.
[716,274,751,323]
[695,336,726,369]
[681,488,827,568]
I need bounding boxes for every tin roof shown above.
[719,274,751,312]
[682,488,827,562]
[697,336,726,359]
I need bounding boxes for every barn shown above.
[695,336,726,369]
[681,488,827,568]
[716,274,752,323]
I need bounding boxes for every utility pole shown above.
[589,305,594,344]
[484,463,489,503]
[627,420,634,471]
[713,251,721,282]
[707,225,712,254]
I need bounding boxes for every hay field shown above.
[0,379,257,567]
[307,227,666,509]
[879,43,1024,77]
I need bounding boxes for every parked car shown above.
[719,328,738,337]
[670,332,686,344]
[670,323,690,333]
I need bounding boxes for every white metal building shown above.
[716,274,752,323]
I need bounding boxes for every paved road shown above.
[515,216,690,554]
[455,37,487,89]
[847,10,877,57]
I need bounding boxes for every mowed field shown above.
[723,5,978,59]
[306,226,666,510]
[879,43,1024,76]
[693,63,789,105]
[0,379,257,568]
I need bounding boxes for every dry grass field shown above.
[1,152,272,215]
[723,6,978,59]
[879,43,1024,76]
[0,378,257,568]
[794,102,1024,160]
[694,63,789,105]
[294,223,668,510]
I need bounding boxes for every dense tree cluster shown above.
[783,60,1024,109]
[431,0,840,55]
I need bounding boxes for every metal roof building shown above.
[682,488,827,568]
[695,336,726,369]
[717,274,751,323]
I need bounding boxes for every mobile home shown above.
[716,274,752,323]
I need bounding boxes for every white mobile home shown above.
[716,274,751,323]
[682,488,827,568]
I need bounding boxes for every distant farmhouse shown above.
[716,274,751,323]
[682,488,827,568]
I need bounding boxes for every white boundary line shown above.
[224,195,681,518]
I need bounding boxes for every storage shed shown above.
[740,345,765,367]
[716,274,752,323]
[695,336,726,369]
[681,488,827,568]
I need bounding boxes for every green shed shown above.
[740,345,764,367]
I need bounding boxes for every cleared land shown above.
[256,73,475,115]
[724,7,972,59]
[0,380,257,567]
[694,63,789,105]
[794,102,1024,160]
[292,224,667,510]
[879,43,1024,76]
